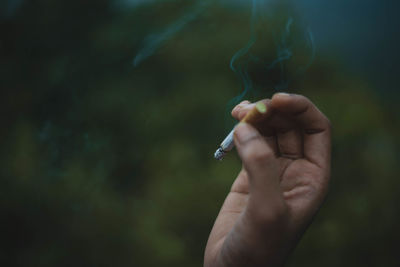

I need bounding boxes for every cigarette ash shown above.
[214,148,226,161]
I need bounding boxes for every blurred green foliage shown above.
[1,0,400,266]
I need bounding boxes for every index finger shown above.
[270,93,331,169]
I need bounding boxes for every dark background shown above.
[1,0,399,266]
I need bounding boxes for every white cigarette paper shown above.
[214,102,268,161]
[214,129,235,161]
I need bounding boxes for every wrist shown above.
[214,207,290,267]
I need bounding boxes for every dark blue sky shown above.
[293,0,400,86]
[3,0,399,90]
[228,0,400,90]
[224,0,396,90]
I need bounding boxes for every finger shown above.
[234,123,281,200]
[237,99,272,121]
[276,129,303,159]
[230,169,250,194]
[237,103,256,120]
[231,100,251,120]
[271,93,331,168]
[264,135,279,157]
[233,100,278,154]
[232,103,257,122]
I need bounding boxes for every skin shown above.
[204,93,331,267]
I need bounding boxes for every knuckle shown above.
[238,108,251,120]
[238,109,247,119]
[231,107,239,117]
[293,94,311,102]
[232,102,252,117]
[245,148,272,164]
[321,114,332,131]
[297,94,309,102]
[325,117,332,130]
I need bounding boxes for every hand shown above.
[204,93,331,267]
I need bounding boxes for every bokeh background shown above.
[1,0,400,266]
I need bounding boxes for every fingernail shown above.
[238,102,251,108]
[276,92,290,96]
[232,105,241,113]
[235,123,258,144]
[233,102,250,114]
[232,106,243,114]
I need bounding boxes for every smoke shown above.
[228,0,259,105]
[133,1,210,67]
[133,0,315,104]
[229,0,315,106]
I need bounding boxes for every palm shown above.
[205,95,331,267]
[223,154,324,243]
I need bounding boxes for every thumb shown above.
[234,123,281,199]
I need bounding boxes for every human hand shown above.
[204,93,331,267]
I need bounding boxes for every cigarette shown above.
[214,102,268,161]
